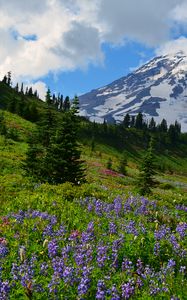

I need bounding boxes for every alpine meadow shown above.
[1,1,187,299]
[0,71,187,299]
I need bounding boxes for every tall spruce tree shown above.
[136,137,156,195]
[44,96,85,184]
[24,96,85,184]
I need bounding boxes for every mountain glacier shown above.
[79,51,187,132]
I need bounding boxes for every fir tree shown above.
[118,152,127,175]
[44,98,85,184]
[123,113,130,128]
[63,96,70,111]
[24,130,44,179]
[7,71,12,86]
[135,112,143,129]
[136,138,156,195]
[45,88,52,106]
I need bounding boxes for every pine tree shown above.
[136,138,156,195]
[135,112,143,129]
[20,83,24,94]
[118,152,127,175]
[63,96,70,111]
[123,113,130,128]
[44,98,85,184]
[149,117,156,132]
[7,71,12,86]
[24,130,44,179]
[45,88,52,106]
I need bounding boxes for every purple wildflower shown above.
[48,239,59,258]
[96,280,106,300]
[111,285,120,300]
[176,222,187,238]
[121,280,135,299]
[97,244,108,268]
[0,280,10,300]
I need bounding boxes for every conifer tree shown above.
[44,97,85,184]
[7,71,12,86]
[20,83,24,94]
[63,96,70,111]
[123,113,130,128]
[135,112,143,129]
[24,130,44,179]
[118,152,127,175]
[136,137,156,195]
[45,88,52,105]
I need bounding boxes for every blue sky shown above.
[41,42,155,98]
[0,0,187,99]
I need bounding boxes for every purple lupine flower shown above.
[179,265,186,274]
[55,224,66,237]
[176,204,187,212]
[111,285,120,300]
[154,242,160,256]
[12,210,25,223]
[125,220,138,236]
[136,259,144,276]
[0,280,10,300]
[122,258,133,275]
[96,280,106,300]
[95,200,103,216]
[50,215,57,225]
[136,277,143,289]
[154,225,171,241]
[74,245,86,267]
[52,257,64,278]
[109,222,117,235]
[167,259,176,270]
[78,276,90,297]
[113,197,122,216]
[11,263,20,281]
[121,280,135,299]
[111,239,122,270]
[48,239,59,258]
[81,227,95,243]
[0,244,8,258]
[48,275,60,295]
[170,235,180,252]
[149,280,160,296]
[43,224,54,238]
[97,244,108,268]
[40,262,49,276]
[63,266,75,285]
[176,222,187,238]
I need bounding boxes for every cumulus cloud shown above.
[0,0,187,88]
[25,81,48,100]
[156,36,187,56]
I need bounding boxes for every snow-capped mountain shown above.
[79,51,187,132]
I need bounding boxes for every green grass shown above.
[0,111,187,299]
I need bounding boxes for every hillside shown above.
[0,85,187,299]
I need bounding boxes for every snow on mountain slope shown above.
[79,51,187,132]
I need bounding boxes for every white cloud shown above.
[0,0,187,87]
[156,36,187,56]
[25,81,48,100]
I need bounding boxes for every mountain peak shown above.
[79,53,187,132]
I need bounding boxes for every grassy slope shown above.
[0,110,186,212]
[0,112,187,299]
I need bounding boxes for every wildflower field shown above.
[1,191,186,299]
